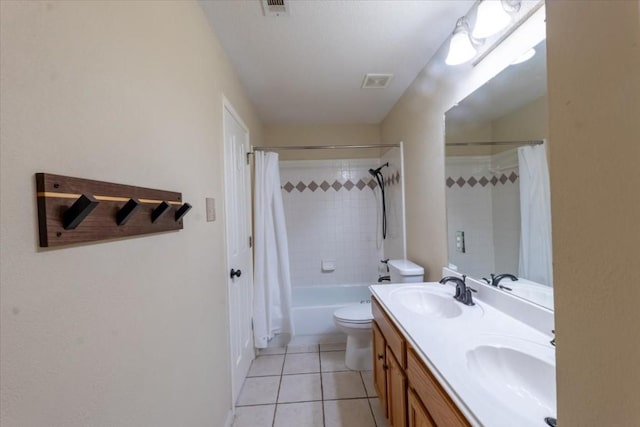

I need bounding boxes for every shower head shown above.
[368,162,389,176]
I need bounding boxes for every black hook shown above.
[63,194,99,230]
[174,203,192,222]
[116,198,141,226]
[151,201,171,223]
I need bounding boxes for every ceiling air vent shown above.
[262,0,289,17]
[361,73,394,89]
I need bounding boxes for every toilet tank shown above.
[388,259,425,283]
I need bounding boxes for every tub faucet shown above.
[377,275,390,283]
[380,259,389,273]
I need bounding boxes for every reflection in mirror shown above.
[444,40,553,310]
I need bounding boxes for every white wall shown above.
[0,2,262,426]
[547,1,640,424]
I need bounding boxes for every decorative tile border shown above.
[282,171,401,193]
[446,172,518,188]
[384,171,401,188]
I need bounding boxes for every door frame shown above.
[222,95,254,407]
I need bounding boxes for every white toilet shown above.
[333,259,425,370]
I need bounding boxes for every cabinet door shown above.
[372,321,388,416]
[407,348,470,427]
[387,347,407,427]
[408,389,436,427]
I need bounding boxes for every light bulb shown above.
[472,0,513,39]
[445,26,477,65]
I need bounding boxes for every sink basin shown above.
[466,338,556,418]
[389,287,463,318]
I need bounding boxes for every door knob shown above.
[230,269,242,279]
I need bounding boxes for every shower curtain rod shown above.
[446,140,544,147]
[251,143,400,152]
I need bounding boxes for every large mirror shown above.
[444,39,553,310]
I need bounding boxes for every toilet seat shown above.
[334,304,373,325]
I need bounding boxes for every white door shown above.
[223,100,254,404]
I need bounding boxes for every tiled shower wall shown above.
[445,150,520,279]
[446,156,496,278]
[280,159,398,287]
[490,150,520,275]
[380,147,405,261]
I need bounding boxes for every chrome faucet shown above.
[378,275,390,283]
[439,275,476,306]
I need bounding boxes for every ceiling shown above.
[200,0,475,124]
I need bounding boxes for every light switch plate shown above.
[206,198,216,222]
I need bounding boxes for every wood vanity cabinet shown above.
[372,322,388,416]
[408,389,436,427]
[372,300,407,427]
[372,296,470,427]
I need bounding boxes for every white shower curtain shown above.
[518,144,553,287]
[253,151,294,348]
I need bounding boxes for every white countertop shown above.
[370,282,556,427]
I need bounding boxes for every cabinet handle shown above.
[382,363,389,370]
[377,354,384,360]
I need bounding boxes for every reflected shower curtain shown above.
[253,151,293,348]
[518,144,553,286]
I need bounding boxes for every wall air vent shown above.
[262,0,289,17]
[361,73,394,89]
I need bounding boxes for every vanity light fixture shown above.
[472,0,522,40]
[445,17,478,66]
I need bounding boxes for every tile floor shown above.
[232,343,388,427]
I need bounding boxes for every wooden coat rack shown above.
[36,173,192,248]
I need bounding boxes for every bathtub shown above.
[290,284,372,344]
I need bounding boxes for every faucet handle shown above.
[462,287,477,306]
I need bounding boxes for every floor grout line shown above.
[319,350,326,427]
[361,371,379,427]
[236,395,372,407]
[271,350,287,427]
[235,402,279,408]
